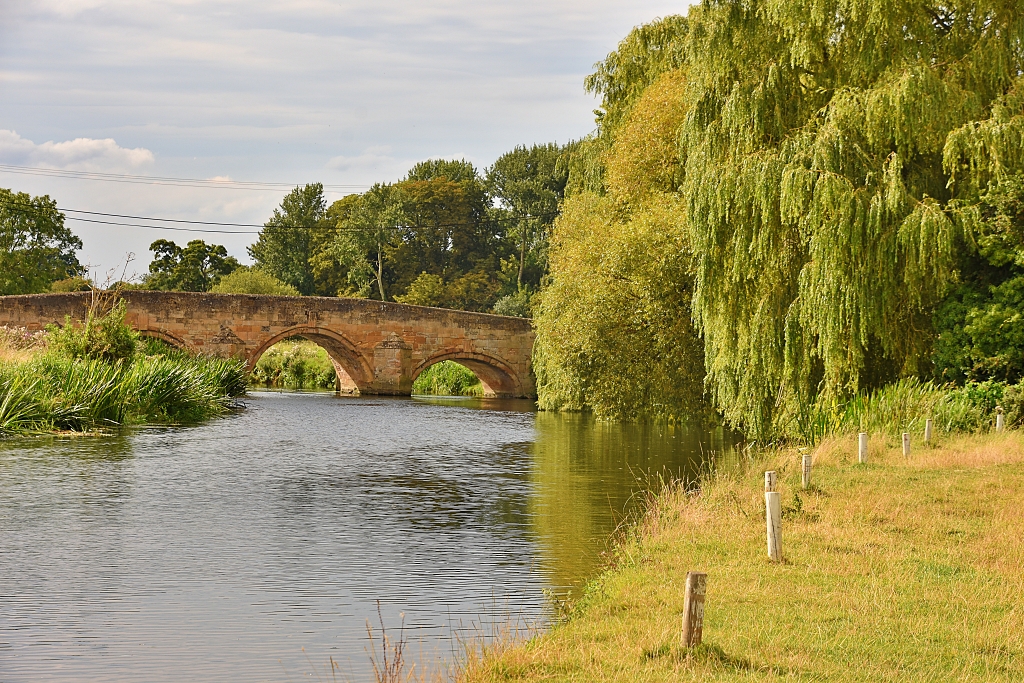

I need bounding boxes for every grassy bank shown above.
[461,431,1024,681]
[413,360,484,396]
[251,338,337,391]
[0,320,246,435]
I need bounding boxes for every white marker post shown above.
[858,432,868,464]
[996,406,1005,433]
[681,571,707,648]
[801,453,812,490]
[902,432,911,458]
[924,419,933,444]
[765,471,781,562]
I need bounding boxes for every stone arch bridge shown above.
[0,291,536,398]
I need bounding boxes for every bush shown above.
[47,299,138,363]
[412,361,483,396]
[492,289,533,317]
[50,276,92,293]
[251,339,337,390]
[211,267,301,296]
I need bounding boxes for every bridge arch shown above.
[138,329,191,351]
[248,326,373,394]
[411,351,524,399]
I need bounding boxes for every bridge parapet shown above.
[0,291,536,398]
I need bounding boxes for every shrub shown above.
[47,299,138,363]
[211,267,301,296]
[412,361,483,396]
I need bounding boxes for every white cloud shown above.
[0,129,155,171]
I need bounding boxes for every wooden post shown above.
[996,406,1005,433]
[680,571,707,648]
[858,432,868,464]
[764,470,777,493]
[766,490,782,562]
[902,432,911,458]
[801,453,812,489]
[924,419,933,444]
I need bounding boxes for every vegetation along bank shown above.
[0,296,246,435]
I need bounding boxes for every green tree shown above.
[249,183,329,295]
[330,183,407,301]
[210,267,301,296]
[144,239,240,292]
[673,0,1024,438]
[486,144,568,291]
[0,188,83,295]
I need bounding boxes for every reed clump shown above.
[0,296,246,435]
[461,430,1024,682]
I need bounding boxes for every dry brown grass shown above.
[462,431,1024,682]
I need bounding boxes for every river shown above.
[0,391,736,681]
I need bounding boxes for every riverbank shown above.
[0,323,246,434]
[461,430,1024,681]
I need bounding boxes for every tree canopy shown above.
[535,1,1024,437]
[249,183,330,295]
[144,239,240,292]
[0,188,83,295]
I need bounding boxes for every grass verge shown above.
[460,431,1024,682]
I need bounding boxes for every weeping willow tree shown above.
[537,1,1024,437]
[680,0,1024,438]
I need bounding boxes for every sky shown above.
[0,0,689,278]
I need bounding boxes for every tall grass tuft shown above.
[797,377,1023,445]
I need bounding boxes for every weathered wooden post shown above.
[680,571,707,648]
[902,432,911,458]
[801,453,812,490]
[858,432,868,464]
[924,419,933,444]
[996,406,1005,433]
[765,471,782,562]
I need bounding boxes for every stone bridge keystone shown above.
[0,291,536,398]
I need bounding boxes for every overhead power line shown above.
[0,198,559,235]
[0,163,370,192]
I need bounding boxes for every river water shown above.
[0,392,735,681]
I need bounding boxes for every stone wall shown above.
[0,291,536,398]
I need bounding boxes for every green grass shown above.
[250,338,338,391]
[461,431,1024,682]
[0,328,246,435]
[412,360,484,396]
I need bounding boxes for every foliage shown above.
[934,175,1024,382]
[251,339,337,390]
[249,183,331,295]
[412,360,483,396]
[486,144,569,291]
[0,188,84,295]
[492,288,533,318]
[797,377,1021,445]
[210,267,301,296]
[533,194,704,421]
[46,298,139,363]
[0,318,246,435]
[49,276,92,292]
[673,1,1024,439]
[330,182,407,300]
[143,239,240,291]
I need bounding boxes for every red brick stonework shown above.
[0,291,536,398]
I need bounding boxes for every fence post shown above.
[902,432,911,458]
[924,419,933,444]
[681,571,707,648]
[801,453,812,490]
[996,406,1005,433]
[765,471,781,562]
[858,433,868,464]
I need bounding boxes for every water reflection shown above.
[0,393,736,681]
